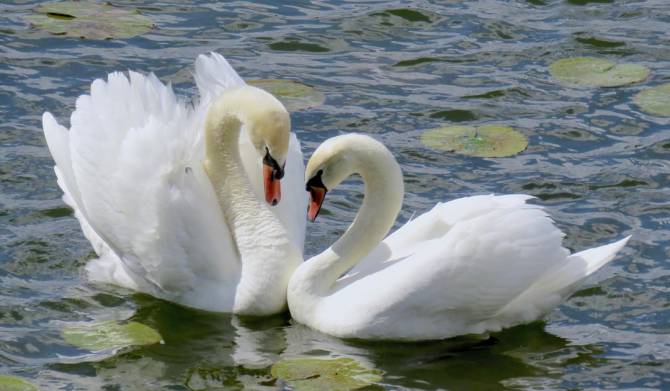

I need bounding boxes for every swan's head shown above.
[245,94,290,206]
[305,134,390,221]
[208,86,291,205]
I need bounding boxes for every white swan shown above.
[288,134,630,340]
[42,53,306,315]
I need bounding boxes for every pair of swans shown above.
[43,53,629,341]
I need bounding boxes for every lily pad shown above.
[25,1,153,40]
[549,57,649,87]
[0,375,38,391]
[271,357,383,391]
[421,124,528,157]
[61,321,162,351]
[633,83,670,116]
[247,79,325,111]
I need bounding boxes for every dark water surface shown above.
[1,0,670,389]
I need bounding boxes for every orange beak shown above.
[263,164,281,206]
[307,186,327,222]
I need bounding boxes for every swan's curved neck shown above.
[204,87,300,315]
[204,90,262,237]
[296,144,404,298]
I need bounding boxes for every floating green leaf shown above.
[573,34,625,48]
[549,57,649,87]
[420,125,528,157]
[429,109,477,122]
[25,1,153,40]
[384,9,431,23]
[248,79,325,111]
[567,0,614,4]
[268,40,330,53]
[633,83,670,116]
[393,57,442,67]
[61,321,162,351]
[271,357,383,391]
[0,375,38,391]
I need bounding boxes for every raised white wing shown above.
[194,52,246,103]
[43,71,240,302]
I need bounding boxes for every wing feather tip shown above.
[573,234,631,276]
[42,111,58,130]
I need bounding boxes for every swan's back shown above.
[318,195,628,340]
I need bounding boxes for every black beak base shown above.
[264,148,285,180]
[305,169,326,192]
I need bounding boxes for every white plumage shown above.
[43,53,307,314]
[288,134,630,341]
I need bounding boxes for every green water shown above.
[1,0,669,389]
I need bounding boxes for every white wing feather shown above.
[44,69,240,306]
[321,195,626,339]
[43,53,306,310]
[194,52,246,103]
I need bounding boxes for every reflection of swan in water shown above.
[282,323,375,363]
[230,316,288,368]
[228,316,594,390]
[101,297,604,390]
[230,315,376,370]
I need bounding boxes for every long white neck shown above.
[204,87,301,315]
[289,138,404,313]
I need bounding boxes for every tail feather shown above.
[569,235,631,277]
[538,235,631,299]
[497,236,630,323]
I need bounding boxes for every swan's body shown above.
[288,134,630,340]
[42,53,306,315]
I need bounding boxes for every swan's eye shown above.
[306,169,326,192]
[263,147,284,179]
